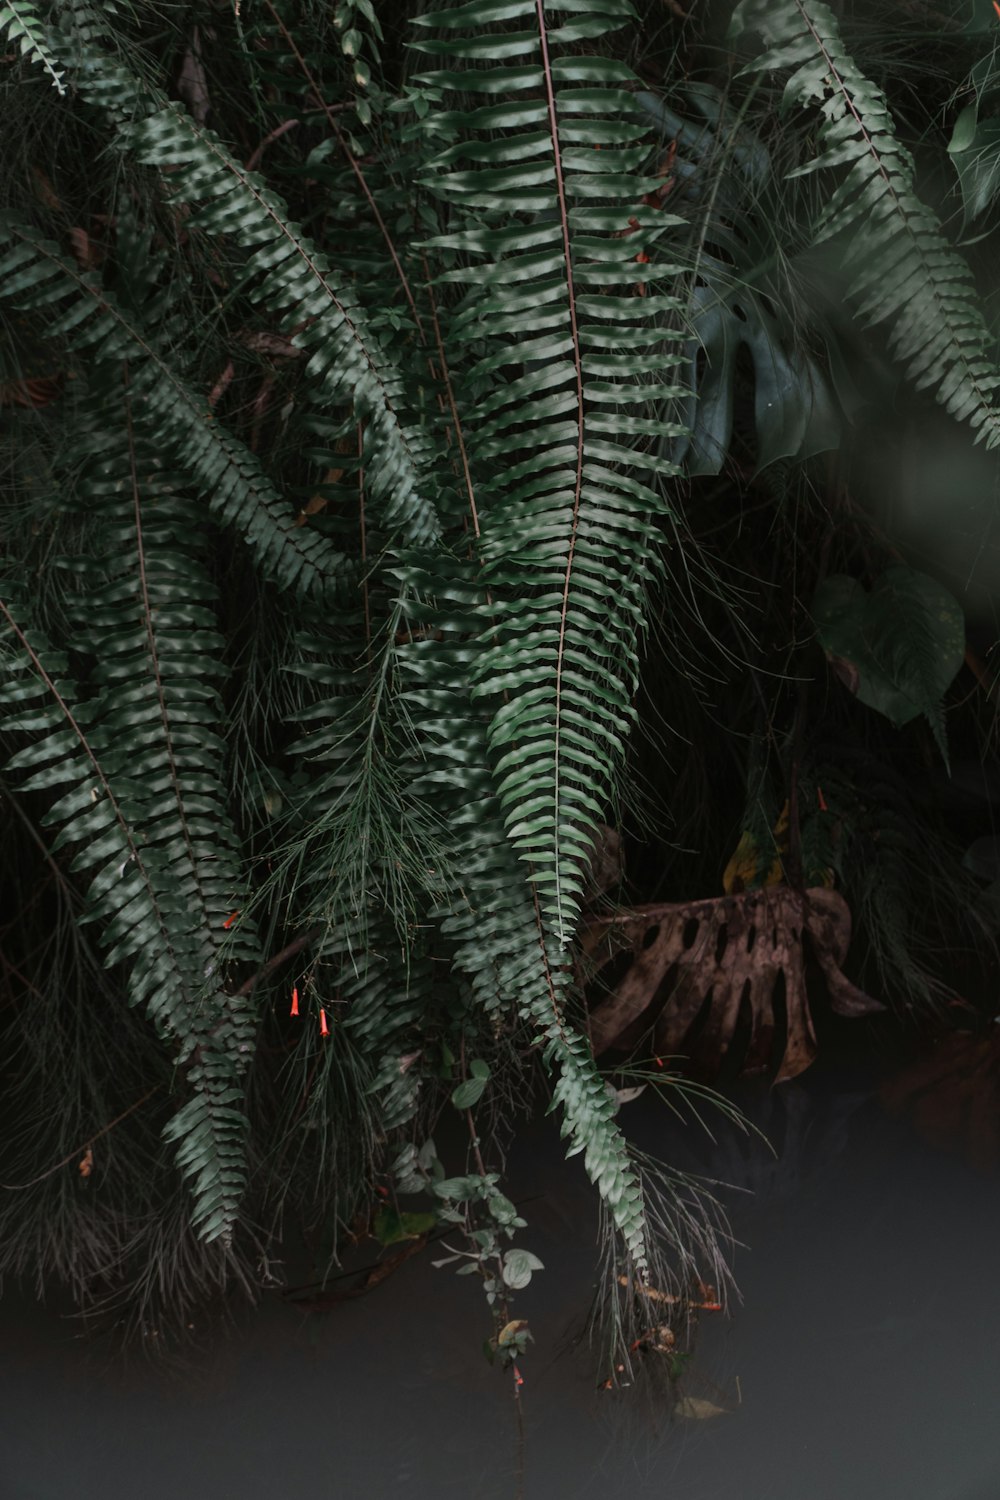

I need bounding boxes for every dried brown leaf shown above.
[68,227,99,271]
[238,330,303,360]
[177,30,210,126]
[30,166,62,213]
[584,886,881,1081]
[881,1031,1000,1170]
[0,375,64,409]
[497,1319,530,1348]
[207,360,235,410]
[584,822,624,900]
[675,1396,728,1420]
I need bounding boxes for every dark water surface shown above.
[3,1067,999,1500]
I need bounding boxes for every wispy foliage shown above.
[1,0,997,1362]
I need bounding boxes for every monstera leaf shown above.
[679,276,841,476]
[582,886,880,1082]
[811,567,965,740]
[638,88,841,475]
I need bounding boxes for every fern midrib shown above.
[424,262,480,537]
[536,0,585,946]
[261,0,426,342]
[122,381,221,963]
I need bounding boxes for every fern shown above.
[57,40,442,553]
[0,0,65,93]
[0,218,354,598]
[0,427,260,1242]
[0,0,750,1336]
[397,553,647,1253]
[731,0,1000,445]
[407,0,696,1267]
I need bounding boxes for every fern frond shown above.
[731,0,1000,444]
[408,0,697,1265]
[51,39,441,552]
[0,433,261,1242]
[0,0,65,93]
[0,219,351,597]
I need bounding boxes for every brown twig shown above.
[233,925,324,998]
[261,1,425,339]
[245,118,300,173]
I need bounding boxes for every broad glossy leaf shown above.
[811,566,965,730]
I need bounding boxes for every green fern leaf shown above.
[731,0,1000,444]
[0,219,351,597]
[45,37,440,553]
[406,0,699,1266]
[0,435,261,1242]
[0,0,65,92]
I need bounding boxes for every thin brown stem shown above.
[423,259,480,539]
[358,420,372,666]
[262,0,425,339]
[233,925,323,998]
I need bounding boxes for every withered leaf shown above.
[584,886,881,1081]
[881,1030,1000,1171]
[238,330,303,360]
[176,30,210,126]
[497,1319,530,1349]
[584,822,624,900]
[675,1396,728,1420]
[30,166,62,213]
[616,1274,681,1305]
[0,375,64,409]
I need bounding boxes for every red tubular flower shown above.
[319,1008,329,1037]
[222,911,239,930]
[290,986,299,1017]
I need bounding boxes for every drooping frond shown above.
[409,0,694,1266]
[0,218,353,597]
[0,0,65,93]
[731,0,1000,445]
[396,554,647,1254]
[55,40,442,553]
[0,429,260,1242]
